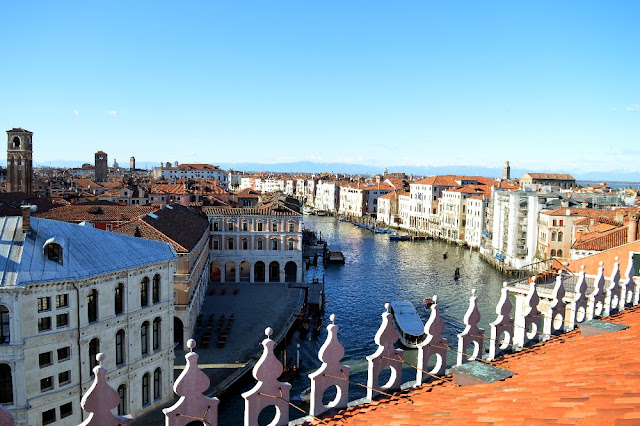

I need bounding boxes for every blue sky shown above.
[2,1,639,174]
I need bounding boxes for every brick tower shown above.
[6,128,33,194]
[95,151,108,182]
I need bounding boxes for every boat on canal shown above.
[303,206,314,215]
[389,301,426,348]
[389,233,411,241]
[326,250,345,264]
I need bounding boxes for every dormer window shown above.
[43,239,63,265]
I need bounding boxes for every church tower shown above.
[503,160,510,181]
[95,151,108,182]
[6,128,33,194]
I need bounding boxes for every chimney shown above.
[565,209,570,216]
[21,205,31,233]
[629,214,639,244]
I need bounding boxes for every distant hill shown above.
[12,159,640,183]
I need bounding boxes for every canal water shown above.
[219,215,511,424]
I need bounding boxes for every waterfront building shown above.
[376,191,401,227]
[152,163,230,189]
[487,189,545,269]
[0,208,177,425]
[205,202,304,284]
[114,204,210,351]
[337,182,393,219]
[304,177,318,207]
[439,185,491,241]
[464,194,490,248]
[520,172,576,190]
[314,180,341,214]
[397,192,412,229]
[6,128,33,195]
[94,151,108,182]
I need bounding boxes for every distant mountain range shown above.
[16,159,640,183]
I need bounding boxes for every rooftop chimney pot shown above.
[21,205,31,233]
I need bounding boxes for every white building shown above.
[152,164,230,189]
[314,181,340,214]
[0,209,177,425]
[205,206,304,284]
[489,189,544,269]
[465,195,490,248]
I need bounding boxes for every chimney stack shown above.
[629,214,639,244]
[21,205,31,233]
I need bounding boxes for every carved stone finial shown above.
[80,355,132,425]
[531,276,537,283]
[615,256,620,261]
[384,302,390,312]
[581,265,586,270]
[330,314,336,324]
[488,283,514,361]
[417,297,448,383]
[366,304,404,401]
[163,340,219,425]
[242,327,291,425]
[308,316,351,416]
[457,289,484,366]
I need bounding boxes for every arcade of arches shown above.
[209,260,298,283]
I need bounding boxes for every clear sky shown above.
[2,1,639,173]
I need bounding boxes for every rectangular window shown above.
[272,222,278,232]
[227,221,234,231]
[40,376,53,392]
[38,297,51,312]
[106,224,113,231]
[212,240,219,250]
[60,402,73,418]
[38,317,52,332]
[213,222,219,231]
[39,351,52,368]
[42,408,56,425]
[257,222,263,231]
[56,294,69,309]
[58,370,71,385]
[57,346,71,362]
[56,313,69,328]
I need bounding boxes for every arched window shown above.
[0,306,9,344]
[142,373,150,406]
[558,232,563,242]
[227,221,234,231]
[551,249,557,257]
[0,364,13,404]
[152,318,161,350]
[141,322,149,356]
[557,249,563,257]
[551,231,557,241]
[89,338,100,376]
[117,384,127,415]
[153,368,161,401]
[242,238,248,250]
[288,239,295,250]
[87,289,98,323]
[272,221,278,232]
[242,221,248,231]
[152,274,160,304]
[140,277,149,307]
[257,222,263,231]
[288,222,295,232]
[257,239,263,250]
[271,239,278,250]
[227,238,234,250]
[115,283,124,315]
[12,136,19,148]
[116,330,125,365]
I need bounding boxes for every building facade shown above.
[0,211,177,425]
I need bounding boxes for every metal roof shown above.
[0,216,176,287]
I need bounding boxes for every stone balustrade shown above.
[1,258,633,426]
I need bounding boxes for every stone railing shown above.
[2,255,636,426]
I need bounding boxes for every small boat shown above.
[454,267,460,280]
[302,206,314,215]
[326,251,345,264]
[389,234,411,241]
[423,297,434,311]
[443,251,448,259]
[338,217,348,222]
[300,386,311,402]
[316,210,327,216]
[389,301,426,348]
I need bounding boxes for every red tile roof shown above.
[36,205,156,222]
[311,305,640,425]
[572,226,628,251]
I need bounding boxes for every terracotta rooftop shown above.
[572,226,628,252]
[203,206,301,216]
[113,204,208,253]
[523,172,576,180]
[312,305,640,425]
[36,205,156,222]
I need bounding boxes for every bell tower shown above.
[6,128,33,194]
[503,160,510,181]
